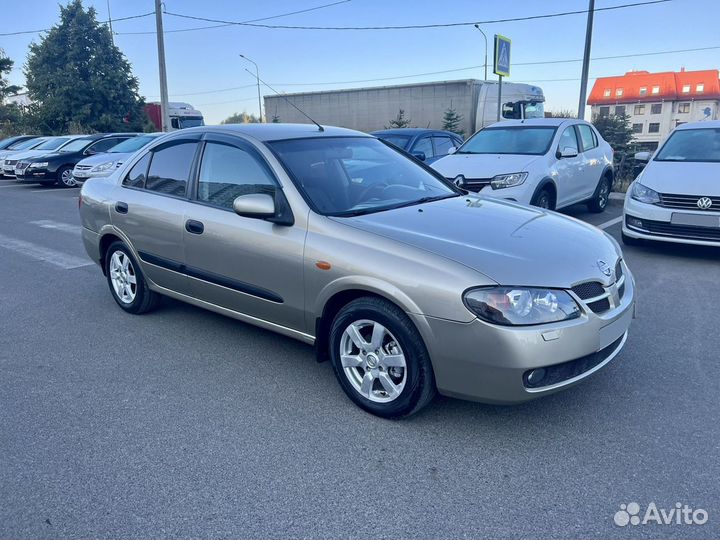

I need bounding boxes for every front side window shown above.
[458,127,556,156]
[197,142,276,209]
[433,136,455,156]
[122,153,151,188]
[411,137,433,159]
[558,127,579,154]
[268,137,459,216]
[577,125,597,152]
[145,142,197,196]
[88,138,126,154]
[655,128,720,162]
[59,138,93,153]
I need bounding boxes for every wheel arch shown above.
[530,177,557,207]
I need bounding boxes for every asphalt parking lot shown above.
[1,179,718,539]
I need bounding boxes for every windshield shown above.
[375,134,411,150]
[109,135,159,153]
[655,128,720,162]
[10,138,44,150]
[59,138,92,153]
[35,137,73,151]
[269,137,460,216]
[457,126,556,155]
[523,101,545,118]
[179,117,204,129]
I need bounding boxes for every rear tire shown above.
[621,231,643,246]
[531,187,554,210]
[104,241,160,314]
[587,175,612,213]
[56,166,76,188]
[329,296,436,419]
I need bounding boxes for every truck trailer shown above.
[264,79,545,135]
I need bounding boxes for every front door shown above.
[554,125,584,207]
[182,134,306,332]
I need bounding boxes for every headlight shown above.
[630,182,660,204]
[90,161,116,173]
[29,162,49,168]
[464,287,581,326]
[490,172,527,190]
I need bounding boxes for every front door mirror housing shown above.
[447,146,457,155]
[634,151,651,162]
[232,186,295,226]
[558,146,579,158]
[411,151,426,161]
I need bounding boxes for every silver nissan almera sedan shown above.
[79,124,635,418]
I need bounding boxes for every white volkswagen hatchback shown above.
[432,118,614,212]
[623,121,720,247]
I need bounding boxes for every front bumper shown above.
[623,196,720,246]
[15,167,53,182]
[2,164,17,177]
[412,267,635,404]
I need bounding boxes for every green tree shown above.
[441,102,464,136]
[592,113,637,186]
[221,111,261,124]
[0,50,24,136]
[24,0,145,134]
[385,109,411,129]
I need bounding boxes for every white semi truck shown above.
[264,79,545,135]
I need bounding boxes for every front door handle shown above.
[115,201,128,214]
[185,219,204,235]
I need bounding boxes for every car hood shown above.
[334,196,621,288]
[639,160,720,196]
[76,152,130,167]
[431,153,541,179]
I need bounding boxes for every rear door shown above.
[110,135,201,294]
[182,133,306,332]
[575,123,604,199]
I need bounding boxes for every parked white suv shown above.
[432,118,614,212]
[622,120,720,246]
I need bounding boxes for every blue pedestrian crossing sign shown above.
[494,34,511,77]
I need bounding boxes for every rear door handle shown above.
[115,201,128,214]
[185,219,204,235]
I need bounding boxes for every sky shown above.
[2,0,719,124]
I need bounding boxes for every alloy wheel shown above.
[109,250,137,304]
[60,169,76,187]
[339,319,407,403]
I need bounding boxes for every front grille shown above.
[658,193,720,213]
[448,177,491,192]
[523,335,625,389]
[5,159,18,166]
[641,218,720,242]
[572,281,605,300]
[75,165,92,171]
[587,298,611,312]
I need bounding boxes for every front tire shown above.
[587,175,611,213]
[329,297,436,418]
[56,166,76,188]
[531,187,554,210]
[104,241,160,314]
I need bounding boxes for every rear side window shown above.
[197,142,276,209]
[577,125,598,151]
[558,127,579,153]
[123,153,151,188]
[145,142,197,196]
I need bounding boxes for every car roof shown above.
[181,123,370,142]
[675,120,720,130]
[370,128,460,136]
[487,118,580,128]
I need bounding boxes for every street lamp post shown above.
[474,24,488,81]
[240,54,263,122]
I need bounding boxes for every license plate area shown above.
[671,213,720,228]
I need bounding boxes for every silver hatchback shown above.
[79,124,635,418]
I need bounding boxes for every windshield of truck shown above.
[180,117,204,128]
[374,134,411,150]
[655,128,720,162]
[457,126,556,155]
[523,101,545,118]
[269,136,460,216]
[35,137,73,151]
[109,134,160,153]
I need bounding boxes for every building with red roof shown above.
[588,68,720,149]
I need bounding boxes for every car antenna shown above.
[245,69,324,132]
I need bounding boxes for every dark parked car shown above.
[0,135,40,151]
[370,128,464,164]
[15,133,137,187]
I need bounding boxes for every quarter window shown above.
[577,125,598,152]
[145,142,197,196]
[197,142,276,209]
[558,126,579,154]
[122,153,151,188]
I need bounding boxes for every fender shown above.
[530,177,557,203]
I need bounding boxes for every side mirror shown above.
[411,151,426,161]
[558,146,578,158]
[233,193,276,218]
[447,147,457,155]
[634,151,651,162]
[84,149,96,156]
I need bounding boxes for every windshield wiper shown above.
[334,194,459,217]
